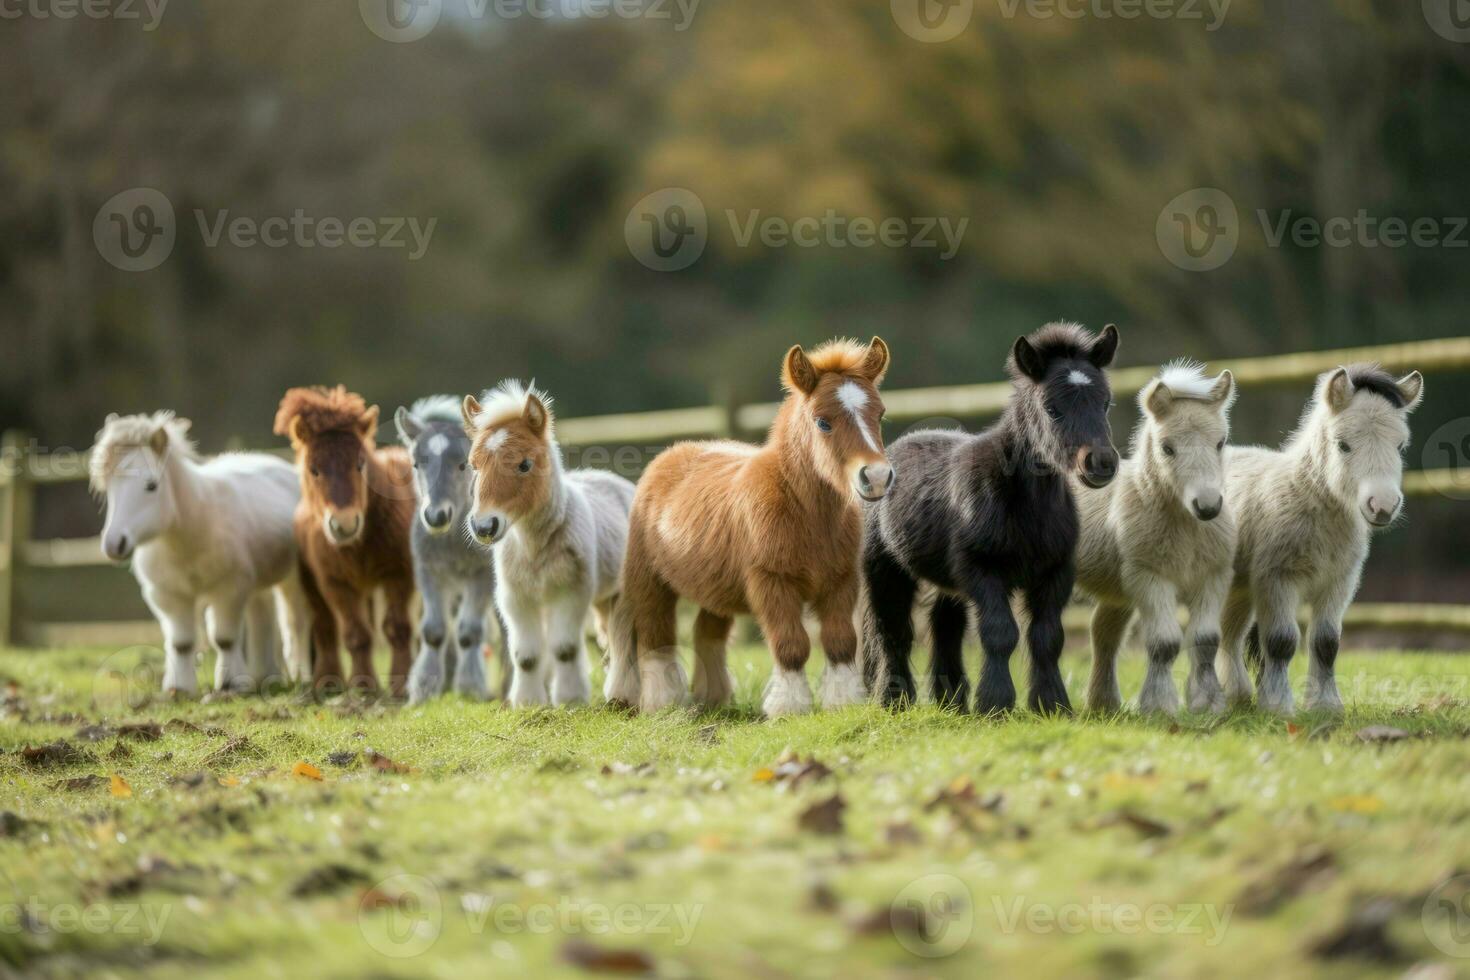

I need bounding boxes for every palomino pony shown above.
[396,395,507,704]
[274,386,417,697]
[91,412,312,694]
[861,322,1119,715]
[606,338,895,717]
[1220,364,1423,715]
[1076,362,1237,715]
[463,381,635,707]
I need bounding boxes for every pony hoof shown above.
[763,670,814,717]
[818,663,867,708]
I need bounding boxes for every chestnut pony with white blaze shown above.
[607,337,895,717]
[463,381,636,707]
[1221,364,1423,715]
[92,412,312,693]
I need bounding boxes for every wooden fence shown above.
[3,336,1470,648]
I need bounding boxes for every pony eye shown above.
[145,480,158,492]
[1399,441,1408,454]
[1161,443,1175,457]
[310,467,320,477]
[815,417,833,433]
[459,462,466,471]
[518,459,532,473]
[358,457,367,470]
[1216,440,1224,452]
[1338,440,1352,454]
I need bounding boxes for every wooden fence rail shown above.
[3,336,1469,647]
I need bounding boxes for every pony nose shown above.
[423,505,453,531]
[1082,447,1118,487]
[857,463,895,501]
[471,514,503,543]
[1191,493,1222,521]
[327,513,362,539]
[1367,495,1400,526]
[107,533,132,561]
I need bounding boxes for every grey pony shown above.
[396,395,508,704]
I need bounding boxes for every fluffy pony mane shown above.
[472,379,555,432]
[1340,363,1409,409]
[408,394,463,427]
[89,411,199,493]
[1004,321,1093,382]
[804,339,872,377]
[1152,360,1216,401]
[273,385,374,440]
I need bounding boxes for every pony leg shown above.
[860,533,919,708]
[245,592,281,689]
[815,575,865,709]
[692,609,736,708]
[499,588,549,708]
[969,573,1018,715]
[1253,578,1301,716]
[1303,571,1358,713]
[273,569,314,685]
[1217,587,1253,707]
[547,593,593,706]
[208,595,251,695]
[1131,572,1182,716]
[625,562,685,713]
[1023,568,1073,716]
[146,587,199,696]
[749,574,812,717]
[409,576,451,706]
[451,574,495,701]
[928,595,970,712]
[382,581,415,699]
[1184,572,1230,713]
[603,595,640,708]
[323,585,377,696]
[1085,602,1131,713]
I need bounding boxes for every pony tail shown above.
[1243,623,1263,681]
[857,576,885,699]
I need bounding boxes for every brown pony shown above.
[605,338,895,716]
[273,386,416,696]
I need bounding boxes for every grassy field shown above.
[3,645,1470,979]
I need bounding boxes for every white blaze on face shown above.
[427,433,450,456]
[1068,369,1092,386]
[837,381,880,453]
[484,428,510,452]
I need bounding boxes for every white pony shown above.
[91,412,313,694]
[461,381,636,707]
[1218,364,1423,715]
[1076,363,1237,715]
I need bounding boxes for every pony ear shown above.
[1142,378,1174,418]
[461,395,481,433]
[105,412,119,425]
[148,427,169,456]
[783,345,818,395]
[357,405,380,440]
[1210,369,1236,409]
[1088,324,1119,368]
[523,394,550,435]
[1396,371,1424,411]
[860,337,890,385]
[1324,368,1354,414]
[287,415,308,450]
[394,406,422,444]
[1011,336,1046,383]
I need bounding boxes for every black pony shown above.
[860,322,1120,714]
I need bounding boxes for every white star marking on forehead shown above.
[427,433,450,456]
[1067,370,1092,386]
[836,381,881,453]
[484,429,510,452]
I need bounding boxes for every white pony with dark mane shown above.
[1076,361,1237,715]
[1219,364,1423,715]
[91,412,312,694]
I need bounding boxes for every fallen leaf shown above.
[292,761,324,781]
[106,741,133,762]
[752,767,776,783]
[1236,847,1337,915]
[20,741,89,768]
[110,775,133,798]
[1116,810,1171,839]
[367,751,412,774]
[326,750,358,767]
[51,774,106,792]
[217,776,240,788]
[884,821,922,845]
[117,723,163,742]
[559,939,655,974]
[1356,726,1410,744]
[1329,794,1384,814]
[797,794,846,835]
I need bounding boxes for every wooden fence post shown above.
[0,431,33,648]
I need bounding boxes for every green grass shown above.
[4,645,1470,979]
